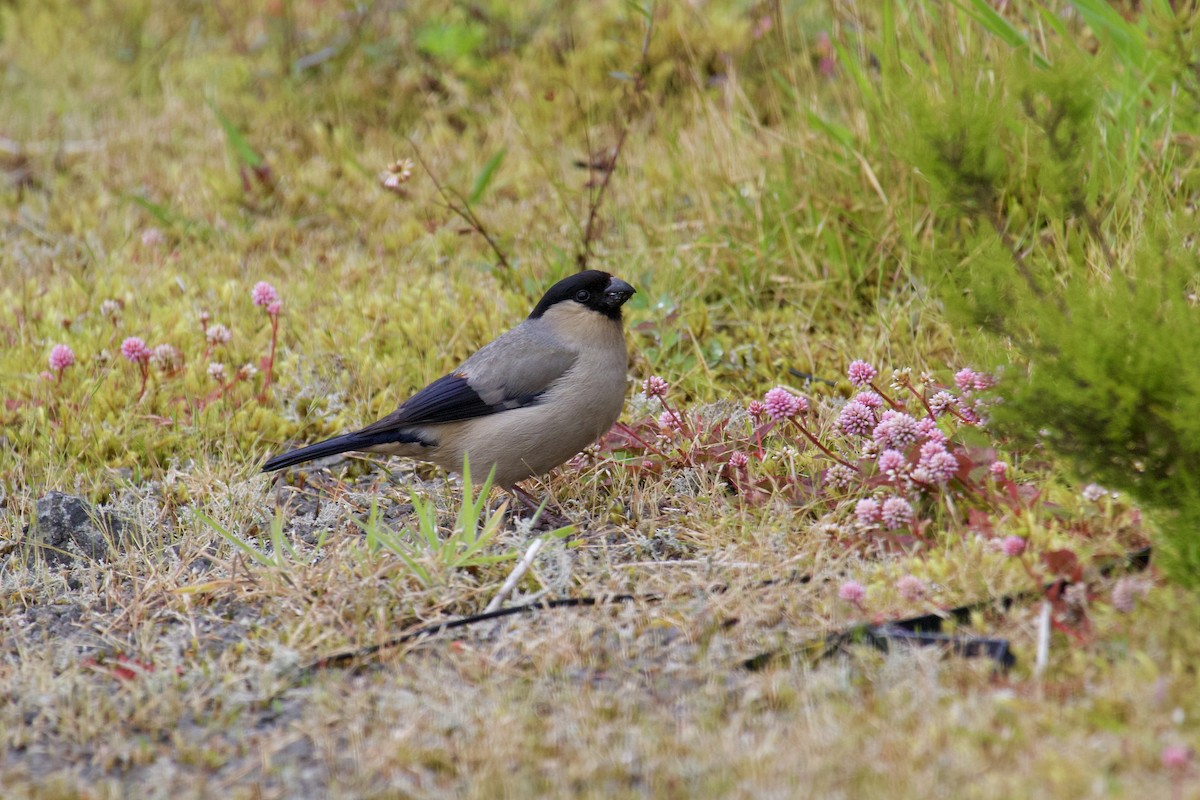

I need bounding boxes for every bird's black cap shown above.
[528,270,637,321]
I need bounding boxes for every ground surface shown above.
[2,1,1198,798]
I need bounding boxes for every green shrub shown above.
[873,5,1200,585]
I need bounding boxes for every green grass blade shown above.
[957,0,1050,68]
[207,100,264,168]
[195,510,274,567]
[468,149,506,205]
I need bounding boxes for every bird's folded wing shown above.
[357,335,577,434]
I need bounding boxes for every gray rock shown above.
[30,492,125,563]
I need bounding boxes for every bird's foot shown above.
[508,485,572,531]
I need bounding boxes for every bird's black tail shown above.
[262,428,430,472]
[261,431,374,473]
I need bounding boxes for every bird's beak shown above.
[602,276,637,309]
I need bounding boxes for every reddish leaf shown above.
[1041,549,1083,582]
[967,509,994,536]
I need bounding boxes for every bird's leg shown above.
[508,484,571,530]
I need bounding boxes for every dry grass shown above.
[2,1,1198,797]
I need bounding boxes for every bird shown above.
[262,270,636,510]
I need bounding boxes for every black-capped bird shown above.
[262,271,636,507]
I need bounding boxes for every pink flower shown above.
[837,401,875,437]
[727,451,749,469]
[854,392,883,409]
[855,498,882,526]
[928,390,957,416]
[764,387,807,420]
[1161,744,1191,770]
[873,411,921,450]
[1082,483,1107,502]
[643,375,669,398]
[881,497,914,529]
[658,410,683,433]
[825,464,855,490]
[48,344,76,372]
[252,281,279,308]
[954,368,978,392]
[120,337,151,363]
[206,324,231,345]
[878,449,906,472]
[847,360,877,388]
[141,227,165,247]
[267,300,282,316]
[207,362,227,382]
[1002,536,1027,557]
[918,442,958,484]
[838,580,866,604]
[747,400,768,421]
[896,575,928,601]
[989,461,1009,479]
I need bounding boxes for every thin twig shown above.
[485,538,546,613]
[1034,599,1052,678]
[405,138,512,270]
[576,6,656,270]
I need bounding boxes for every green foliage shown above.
[355,460,571,588]
[877,5,1200,585]
[198,506,329,570]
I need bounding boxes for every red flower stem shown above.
[868,381,905,412]
[260,311,279,401]
[136,363,149,401]
[612,422,665,456]
[901,381,938,419]
[789,418,858,471]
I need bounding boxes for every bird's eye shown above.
[574,289,592,303]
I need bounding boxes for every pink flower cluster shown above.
[847,360,877,388]
[837,400,875,436]
[121,337,151,363]
[954,368,994,392]
[896,575,928,601]
[838,580,866,604]
[49,344,75,372]
[854,496,914,530]
[658,410,683,433]
[252,281,282,316]
[763,386,807,420]
[873,411,922,450]
[928,390,957,416]
[251,281,279,307]
[1002,536,1027,557]
[915,440,958,484]
[643,375,669,399]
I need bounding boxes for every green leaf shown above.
[958,0,1050,69]
[468,149,506,206]
[415,22,486,62]
[207,100,264,168]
